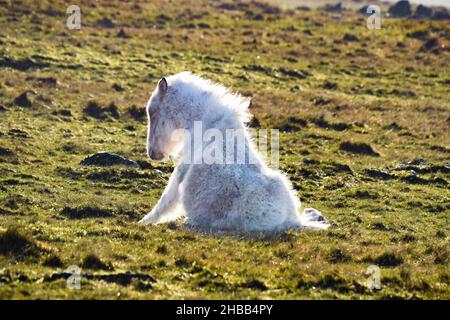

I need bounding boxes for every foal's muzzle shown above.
[148,148,164,161]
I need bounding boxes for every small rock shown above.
[365,169,395,180]
[432,7,450,20]
[80,152,140,168]
[324,2,343,13]
[388,0,412,18]
[13,91,33,108]
[413,5,433,18]
[97,17,115,28]
[112,83,125,92]
[420,38,439,51]
[116,28,130,39]
[339,141,380,157]
[127,105,146,121]
[343,34,358,42]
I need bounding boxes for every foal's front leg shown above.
[139,165,187,224]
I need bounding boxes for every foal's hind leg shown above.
[139,165,187,224]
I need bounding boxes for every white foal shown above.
[139,72,329,232]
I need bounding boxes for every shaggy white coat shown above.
[139,72,329,232]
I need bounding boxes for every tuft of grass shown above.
[0,228,41,260]
[60,206,113,219]
[81,254,114,271]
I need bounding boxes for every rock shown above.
[116,28,130,39]
[420,38,439,52]
[127,105,146,121]
[324,2,343,13]
[97,17,115,28]
[80,152,140,168]
[343,34,359,42]
[408,157,427,166]
[0,56,50,71]
[432,7,450,20]
[83,101,120,119]
[112,83,125,92]
[358,6,369,15]
[365,169,395,180]
[13,91,33,108]
[413,5,433,18]
[388,1,412,18]
[339,141,380,157]
[322,81,338,90]
[278,67,308,79]
[0,146,14,157]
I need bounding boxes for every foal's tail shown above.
[299,208,330,230]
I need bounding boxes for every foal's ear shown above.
[158,77,168,94]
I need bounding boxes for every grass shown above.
[0,0,449,299]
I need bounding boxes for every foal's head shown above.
[146,77,185,161]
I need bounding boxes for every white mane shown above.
[168,71,251,124]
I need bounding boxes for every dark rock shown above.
[278,67,308,79]
[44,271,155,286]
[413,5,433,18]
[339,141,380,157]
[36,77,58,86]
[43,254,64,267]
[324,2,343,13]
[248,116,260,128]
[51,109,72,117]
[112,83,125,92]
[408,157,427,166]
[383,122,403,131]
[106,102,120,118]
[0,146,14,157]
[296,6,311,12]
[0,56,50,71]
[365,169,395,180]
[116,28,130,39]
[241,279,268,291]
[83,101,120,119]
[80,152,140,168]
[388,1,412,18]
[97,17,115,28]
[432,7,450,20]
[322,81,338,90]
[358,5,369,14]
[343,34,358,42]
[81,254,113,271]
[13,91,33,108]
[369,253,403,267]
[407,30,429,40]
[127,105,146,121]
[311,116,351,131]
[61,206,113,219]
[420,38,439,51]
[0,228,41,259]
[277,116,308,132]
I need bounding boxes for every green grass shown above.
[0,0,449,299]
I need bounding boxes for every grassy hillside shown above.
[0,0,449,299]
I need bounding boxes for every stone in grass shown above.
[388,0,412,18]
[0,228,41,259]
[80,151,140,168]
[81,254,113,271]
[365,169,395,180]
[13,91,33,108]
[340,142,380,157]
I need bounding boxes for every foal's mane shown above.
[170,72,251,124]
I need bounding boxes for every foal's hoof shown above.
[303,208,326,222]
[138,214,158,224]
